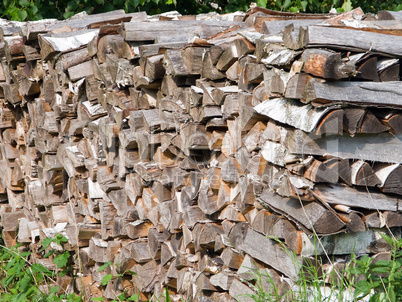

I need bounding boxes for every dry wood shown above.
[239,225,299,278]
[39,29,98,60]
[304,79,402,107]
[261,19,323,35]
[0,8,402,302]
[255,98,335,132]
[283,73,312,100]
[286,129,402,164]
[313,184,401,211]
[378,10,402,21]
[301,48,356,79]
[375,163,402,196]
[350,160,381,187]
[119,20,244,42]
[302,25,402,56]
[259,189,344,234]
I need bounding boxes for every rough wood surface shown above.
[302,25,402,56]
[0,5,401,302]
[286,130,402,164]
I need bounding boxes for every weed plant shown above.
[0,233,170,302]
[0,231,400,301]
[243,232,402,302]
[0,234,82,302]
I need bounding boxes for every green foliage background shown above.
[0,0,401,21]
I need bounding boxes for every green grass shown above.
[0,231,400,302]
[241,232,402,302]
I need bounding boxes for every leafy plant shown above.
[40,234,73,277]
[93,260,141,302]
[0,233,83,302]
[349,233,402,302]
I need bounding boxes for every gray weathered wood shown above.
[259,189,344,234]
[313,184,401,211]
[260,19,323,35]
[303,80,402,108]
[39,29,99,60]
[378,10,402,21]
[239,226,299,278]
[303,25,402,56]
[119,20,244,42]
[286,129,402,164]
[255,98,336,132]
[299,229,398,256]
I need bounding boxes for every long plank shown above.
[286,129,402,164]
[25,11,147,40]
[303,80,402,108]
[119,20,244,42]
[303,25,402,56]
[313,184,401,211]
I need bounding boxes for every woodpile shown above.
[0,5,401,301]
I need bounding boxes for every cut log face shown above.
[302,49,354,79]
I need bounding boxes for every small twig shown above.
[379,276,391,302]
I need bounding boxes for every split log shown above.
[239,225,300,278]
[303,79,402,108]
[377,58,400,82]
[259,189,344,235]
[39,29,99,60]
[302,25,402,56]
[254,98,335,132]
[119,21,244,42]
[350,160,381,187]
[286,129,402,164]
[298,229,396,256]
[313,184,401,211]
[381,112,402,134]
[375,163,402,196]
[301,48,356,79]
[260,19,323,35]
[132,260,159,292]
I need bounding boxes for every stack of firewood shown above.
[0,5,401,301]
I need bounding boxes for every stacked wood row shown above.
[0,5,401,301]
